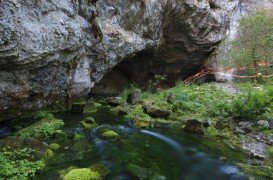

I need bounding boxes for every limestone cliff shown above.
[0,0,240,120]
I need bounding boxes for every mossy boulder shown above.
[49,143,61,151]
[143,104,171,119]
[101,130,118,139]
[133,118,151,128]
[15,118,64,140]
[80,117,97,130]
[62,168,101,180]
[183,119,205,134]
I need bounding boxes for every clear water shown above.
[37,107,247,179]
[2,107,247,179]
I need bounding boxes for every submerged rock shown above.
[183,119,205,134]
[143,105,171,119]
[127,89,141,105]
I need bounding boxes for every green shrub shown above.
[0,147,45,180]
[231,86,273,120]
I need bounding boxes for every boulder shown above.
[127,89,141,105]
[257,120,269,129]
[105,97,122,107]
[238,121,253,133]
[183,119,205,134]
[0,0,241,121]
[143,105,171,119]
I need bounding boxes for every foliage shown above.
[227,10,273,70]
[34,111,54,120]
[231,86,273,119]
[15,118,64,140]
[0,147,45,180]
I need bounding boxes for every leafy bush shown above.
[0,147,45,180]
[231,86,273,120]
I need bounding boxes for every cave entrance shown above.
[89,50,187,96]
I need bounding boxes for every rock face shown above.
[0,0,239,120]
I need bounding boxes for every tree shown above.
[229,10,273,70]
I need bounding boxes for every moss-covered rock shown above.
[80,117,97,130]
[101,130,118,139]
[43,149,54,159]
[73,133,85,140]
[49,143,61,151]
[15,118,64,140]
[134,118,151,128]
[90,163,111,179]
[62,168,101,180]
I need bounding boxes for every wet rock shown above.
[242,140,265,160]
[105,97,122,107]
[238,121,253,133]
[257,120,269,129]
[183,119,205,134]
[71,102,86,114]
[127,89,141,105]
[143,105,171,119]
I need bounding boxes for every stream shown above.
[35,107,246,180]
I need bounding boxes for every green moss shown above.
[63,168,101,180]
[134,118,151,128]
[90,163,111,179]
[15,118,64,140]
[127,163,153,179]
[73,133,85,140]
[80,117,96,130]
[43,149,54,159]
[101,130,118,139]
[239,164,273,178]
[205,126,218,136]
[49,143,61,151]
